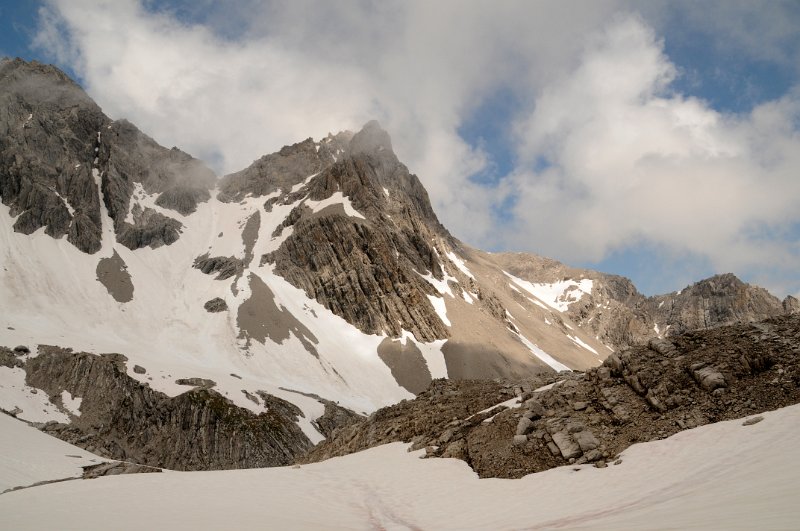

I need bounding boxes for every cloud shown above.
[31,1,800,296]
[33,0,630,246]
[506,14,800,296]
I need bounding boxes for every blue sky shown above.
[2,1,800,298]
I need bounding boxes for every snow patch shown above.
[504,272,593,312]
[0,414,106,492]
[509,330,571,371]
[4,405,800,528]
[60,390,82,417]
[290,173,318,194]
[0,367,69,424]
[567,334,599,355]
[444,250,475,279]
[427,295,451,327]
[304,191,365,220]
[418,271,455,297]
[51,188,75,216]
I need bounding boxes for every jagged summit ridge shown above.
[496,250,797,349]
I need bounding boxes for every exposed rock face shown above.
[22,346,314,470]
[301,314,800,478]
[495,250,794,350]
[783,295,799,314]
[217,135,347,202]
[0,59,107,252]
[646,273,788,335]
[256,122,494,342]
[116,206,183,250]
[204,297,228,313]
[193,254,244,280]
[0,58,214,254]
[155,186,211,215]
[96,250,134,302]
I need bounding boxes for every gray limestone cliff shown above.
[18,346,313,470]
[0,58,214,253]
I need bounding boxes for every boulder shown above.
[693,366,726,392]
[516,417,534,436]
[552,432,582,460]
[603,353,624,375]
[573,430,600,452]
[175,377,216,389]
[742,416,764,426]
[524,399,546,419]
[512,435,528,446]
[442,439,468,459]
[648,337,677,356]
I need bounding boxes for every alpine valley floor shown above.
[1,403,798,530]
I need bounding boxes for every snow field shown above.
[1,404,798,529]
[0,414,107,492]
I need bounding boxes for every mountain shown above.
[494,253,798,349]
[0,58,796,470]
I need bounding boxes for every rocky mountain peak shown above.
[0,59,214,253]
[0,57,94,109]
[680,272,744,295]
[348,120,393,156]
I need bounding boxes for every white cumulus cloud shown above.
[505,15,800,296]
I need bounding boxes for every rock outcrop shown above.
[301,314,800,478]
[0,58,214,254]
[203,297,228,313]
[21,346,315,470]
[193,254,244,281]
[645,273,789,335]
[299,379,513,464]
[217,134,350,202]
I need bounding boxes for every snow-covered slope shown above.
[0,413,107,493]
[1,404,797,529]
[0,195,412,425]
